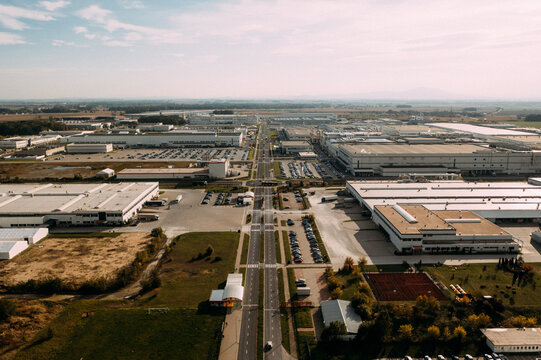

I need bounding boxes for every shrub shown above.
[0,299,16,322]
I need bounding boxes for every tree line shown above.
[0,120,66,137]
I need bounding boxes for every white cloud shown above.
[103,40,133,47]
[0,32,26,45]
[0,4,55,31]
[52,39,88,47]
[76,5,186,45]
[119,0,145,9]
[73,26,87,34]
[39,1,71,12]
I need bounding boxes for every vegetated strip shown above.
[48,232,121,238]
[282,230,292,264]
[259,233,264,263]
[240,234,250,265]
[274,230,282,263]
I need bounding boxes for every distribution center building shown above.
[0,182,159,227]
[372,205,519,255]
[346,180,541,220]
[334,143,541,176]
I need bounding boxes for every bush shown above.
[0,299,16,322]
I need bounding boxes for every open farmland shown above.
[0,233,150,287]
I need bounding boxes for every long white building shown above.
[0,182,159,227]
[335,143,541,176]
[62,130,244,148]
[346,180,541,220]
[189,113,258,125]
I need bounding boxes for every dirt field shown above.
[0,161,190,181]
[364,273,446,301]
[0,233,150,286]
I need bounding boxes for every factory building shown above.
[335,143,541,176]
[0,227,48,244]
[0,182,159,227]
[117,159,230,180]
[189,113,258,125]
[137,123,174,132]
[62,130,244,148]
[482,328,541,353]
[0,137,28,149]
[372,205,519,255]
[66,143,113,153]
[346,180,541,220]
[280,140,312,154]
[117,168,210,180]
[264,112,337,124]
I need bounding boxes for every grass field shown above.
[144,231,239,308]
[15,301,224,360]
[297,331,316,360]
[293,308,313,328]
[426,262,541,307]
[333,271,365,301]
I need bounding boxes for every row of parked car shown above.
[302,217,324,263]
[201,192,234,205]
[406,353,508,360]
[288,230,303,263]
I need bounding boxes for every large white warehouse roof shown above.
[427,123,535,136]
[347,180,541,218]
[0,182,159,215]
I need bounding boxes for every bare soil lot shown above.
[0,161,189,181]
[0,233,150,286]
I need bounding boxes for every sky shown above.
[1,0,541,100]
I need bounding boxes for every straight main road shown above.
[238,122,283,360]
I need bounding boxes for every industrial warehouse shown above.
[62,130,244,147]
[334,143,541,176]
[0,182,159,227]
[346,179,541,220]
[372,205,520,255]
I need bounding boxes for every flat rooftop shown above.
[428,123,535,136]
[347,180,541,215]
[117,168,209,175]
[0,182,158,214]
[340,143,490,155]
[482,328,541,346]
[281,140,311,146]
[375,205,511,236]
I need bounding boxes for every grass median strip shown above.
[274,230,282,263]
[240,233,250,265]
[282,230,292,264]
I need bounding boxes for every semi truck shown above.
[138,214,159,221]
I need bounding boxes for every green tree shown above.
[398,324,414,340]
[427,325,440,339]
[453,326,467,341]
[321,321,347,341]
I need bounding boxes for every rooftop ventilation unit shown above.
[392,205,417,223]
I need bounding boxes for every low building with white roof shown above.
[209,273,244,307]
[482,328,541,353]
[321,299,362,339]
[0,182,159,227]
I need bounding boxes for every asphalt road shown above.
[238,123,282,360]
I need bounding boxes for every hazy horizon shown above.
[1,0,541,100]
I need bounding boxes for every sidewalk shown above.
[218,308,243,360]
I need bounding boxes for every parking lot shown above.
[121,189,248,237]
[276,160,335,179]
[281,191,304,210]
[46,147,250,163]
[282,215,325,264]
